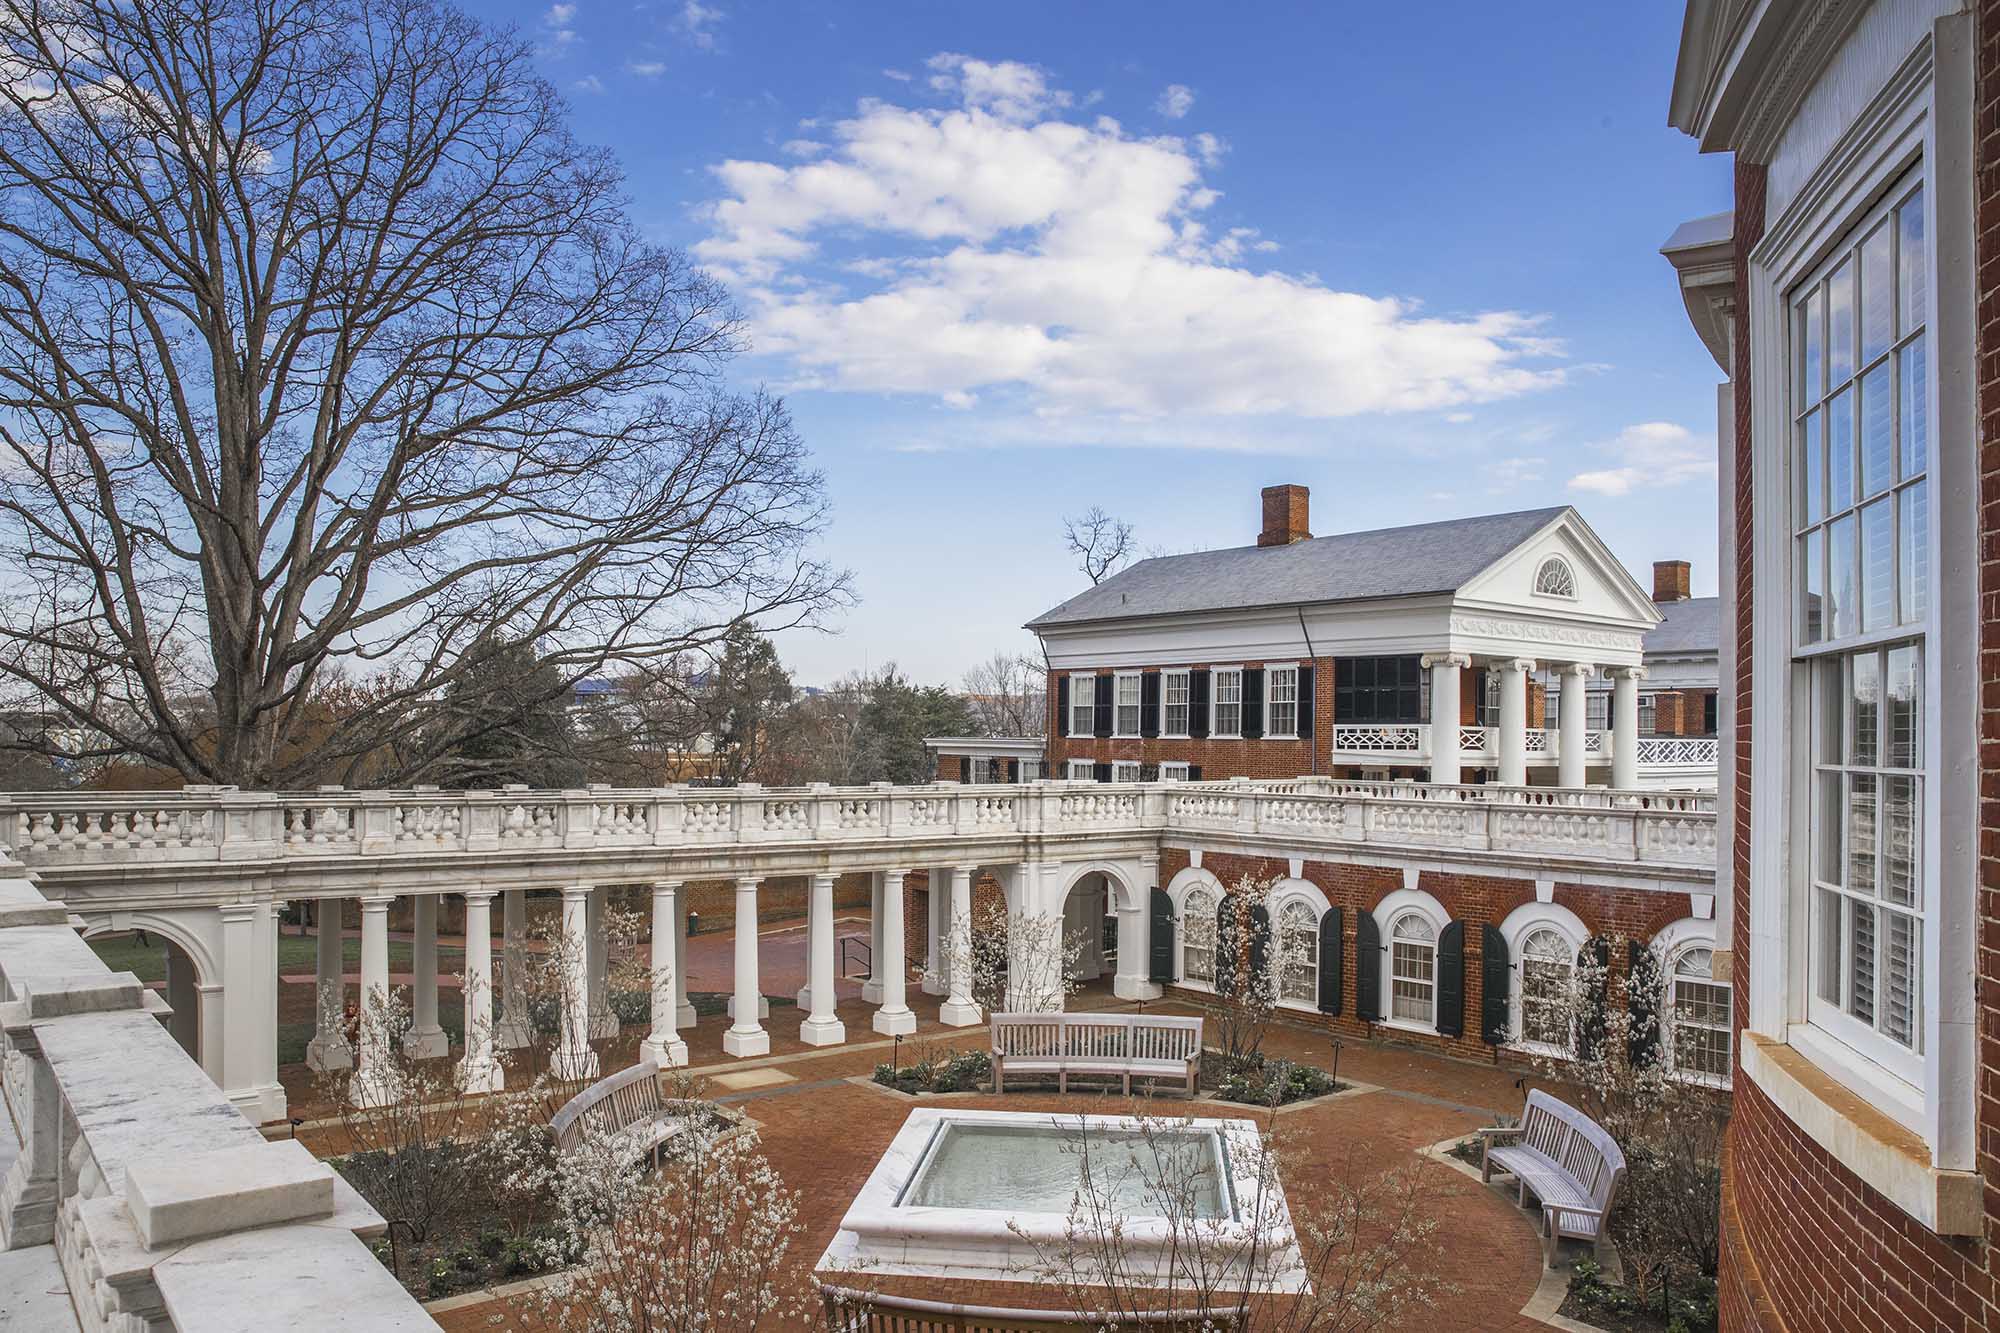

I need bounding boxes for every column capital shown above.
[561,883,594,901]
[1607,664,1649,681]
[808,870,838,887]
[1498,657,1538,674]
[952,863,980,876]
[879,867,909,882]
[1420,652,1472,670]
[733,874,760,892]
[461,889,498,906]
[355,893,397,911]
[1558,661,1597,679]
[650,878,684,892]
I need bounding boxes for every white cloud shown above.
[572,74,605,95]
[882,68,913,83]
[626,60,666,77]
[679,0,723,50]
[1567,422,1715,496]
[781,138,827,159]
[1154,83,1195,119]
[694,56,1565,427]
[538,2,579,57]
[1486,456,1546,489]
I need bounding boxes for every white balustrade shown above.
[1329,723,1428,756]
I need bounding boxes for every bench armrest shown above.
[1476,1126,1524,1141]
[1544,1203,1607,1225]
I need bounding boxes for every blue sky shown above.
[484,0,1733,686]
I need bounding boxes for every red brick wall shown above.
[1047,661,1337,781]
[1158,849,1695,1065]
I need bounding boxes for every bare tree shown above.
[1063,506,1136,585]
[962,650,1047,737]
[0,0,848,788]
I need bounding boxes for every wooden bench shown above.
[817,1283,1243,1332]
[547,1060,685,1165]
[990,1013,1201,1096]
[1478,1089,1626,1265]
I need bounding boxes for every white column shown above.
[218,902,284,1122]
[1423,652,1470,786]
[940,866,982,1026]
[724,876,770,1057]
[497,890,532,1050]
[304,899,351,1072]
[586,887,618,1040]
[1114,856,1163,1002]
[796,876,816,1008]
[458,891,503,1093]
[800,872,847,1046]
[872,869,916,1035]
[1557,662,1596,788]
[349,894,398,1108]
[922,870,946,995]
[553,885,599,1081]
[640,881,689,1068]
[1611,666,1645,790]
[1497,658,1535,787]
[673,895,695,1029]
[403,895,448,1059]
[862,871,885,1004]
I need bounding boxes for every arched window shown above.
[1668,947,1732,1083]
[1182,888,1218,985]
[1278,900,1318,1005]
[1389,913,1437,1026]
[1518,928,1574,1050]
[1533,555,1577,598]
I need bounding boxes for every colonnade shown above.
[1421,652,1647,789]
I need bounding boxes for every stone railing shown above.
[1328,724,1428,756]
[1636,736,1722,766]
[0,871,431,1330]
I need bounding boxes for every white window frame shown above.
[1068,672,1096,739]
[1211,666,1243,739]
[1373,888,1448,1035]
[1743,35,1974,1169]
[1111,761,1141,783]
[1276,899,1319,1009]
[1533,555,1578,599]
[1161,668,1191,738]
[1066,758,1095,781]
[1667,944,1734,1088]
[967,756,992,784]
[1497,903,1589,1057]
[1265,661,1300,740]
[1160,762,1191,781]
[1179,884,1219,989]
[1113,671,1142,738]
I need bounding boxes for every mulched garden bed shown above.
[872,1049,990,1094]
[1200,1050,1340,1107]
[1557,1261,1717,1333]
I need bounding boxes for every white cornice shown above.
[1671,0,1869,160]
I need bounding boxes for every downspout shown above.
[1296,607,1319,775]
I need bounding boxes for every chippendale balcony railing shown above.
[1330,724,1689,768]
[0,777,1716,875]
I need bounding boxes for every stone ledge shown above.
[16,972,147,1019]
[126,1141,334,1248]
[1739,1032,1979,1236]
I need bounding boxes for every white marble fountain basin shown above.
[818,1107,1304,1291]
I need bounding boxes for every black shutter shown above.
[1480,924,1510,1045]
[1354,910,1381,1021]
[1093,675,1113,738]
[1141,673,1161,738]
[1577,937,1611,1061]
[1189,669,1211,738]
[1139,763,1159,781]
[1056,676,1070,736]
[1317,906,1343,1015]
[1626,940,1662,1070]
[1297,664,1315,737]
[1149,888,1175,984]
[1242,667,1265,739]
[1006,758,1020,783]
[1215,898,1240,995]
[1094,762,1112,783]
[1436,921,1465,1038]
[1187,764,1202,781]
[1249,902,1271,982]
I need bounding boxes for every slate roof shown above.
[1027,506,1571,629]
[1643,596,1719,657]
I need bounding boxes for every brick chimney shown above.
[1652,559,1692,603]
[1258,484,1311,547]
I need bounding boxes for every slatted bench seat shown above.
[990,1013,1201,1096]
[548,1059,687,1166]
[817,1283,1243,1331]
[1478,1089,1626,1266]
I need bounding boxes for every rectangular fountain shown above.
[819,1108,1304,1291]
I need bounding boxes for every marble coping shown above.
[152,1224,440,1332]
[127,1140,335,1247]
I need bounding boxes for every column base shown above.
[303,1034,353,1073]
[0,1167,57,1250]
[639,1035,690,1068]
[223,1083,289,1125]
[872,1006,917,1036]
[1113,975,1163,1002]
[587,1008,620,1041]
[551,1045,600,1082]
[723,1026,770,1058]
[938,1000,982,1027]
[457,1057,505,1094]
[795,984,810,1007]
[798,1015,846,1046]
[861,980,883,1004]
[725,995,771,1021]
[347,1068,402,1112]
[496,1016,534,1051]
[921,975,948,997]
[676,1001,697,1029]
[400,1026,449,1061]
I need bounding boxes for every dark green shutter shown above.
[1139,763,1159,781]
[1141,673,1161,738]
[1626,940,1662,1069]
[1215,898,1240,995]
[1298,665,1315,737]
[1354,910,1381,1021]
[1577,937,1611,1061]
[1249,902,1271,982]
[1094,762,1112,783]
[1242,667,1265,738]
[1093,675,1113,738]
[1436,921,1465,1038]
[1480,924,1510,1045]
[1149,888,1174,984]
[1189,669,1210,738]
[1317,907,1343,1015]
[1006,758,1019,783]
[1056,676,1070,735]
[1187,764,1202,780]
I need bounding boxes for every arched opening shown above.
[84,923,206,1063]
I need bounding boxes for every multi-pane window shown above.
[1161,669,1191,736]
[1518,928,1574,1050]
[1794,172,1930,1068]
[1585,691,1610,731]
[1066,759,1095,780]
[1278,900,1318,1005]
[1114,672,1142,737]
[1111,761,1141,783]
[1212,668,1244,737]
[1267,665,1300,738]
[1534,556,1577,598]
[1389,914,1437,1027]
[967,757,992,783]
[1069,674,1095,737]
[1669,947,1733,1084]
[1336,655,1425,723]
[1160,762,1190,781]
[1637,693,1657,737]
[1183,889,1218,984]
[1019,759,1043,782]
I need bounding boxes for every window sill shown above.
[1505,1040,1572,1062]
[1739,1033,1977,1236]
[1376,1017,1437,1039]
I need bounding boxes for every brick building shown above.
[1666,2,1995,1328]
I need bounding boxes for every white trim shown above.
[1159,762,1191,782]
[1166,867,1226,992]
[1372,888,1449,1033]
[1264,661,1301,740]
[1067,672,1096,739]
[1111,761,1142,784]
[1210,665,1245,740]
[1497,903,1588,1053]
[1065,758,1095,781]
[1112,670,1143,738]
[1160,667,1192,739]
